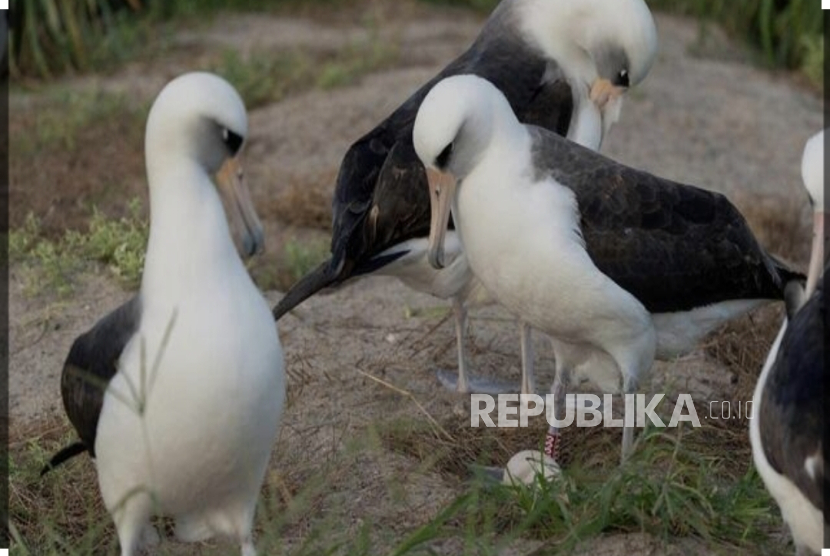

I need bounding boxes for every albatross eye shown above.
[616,69,630,88]
[435,143,453,169]
[222,128,244,156]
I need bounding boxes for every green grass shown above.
[209,37,400,110]
[10,391,786,554]
[283,238,330,283]
[11,0,824,89]
[800,34,824,89]
[9,0,365,81]
[649,0,823,88]
[10,200,149,296]
[10,418,417,555]
[9,424,113,556]
[244,236,330,293]
[383,425,780,554]
[10,0,130,79]
[13,88,146,156]
[209,49,312,110]
[8,0,265,80]
[316,39,401,90]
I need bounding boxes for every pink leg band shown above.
[544,427,560,460]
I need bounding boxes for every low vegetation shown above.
[649,0,823,87]
[11,414,784,555]
[10,201,149,295]
[210,37,399,110]
[13,88,146,157]
[11,0,824,86]
[9,205,333,298]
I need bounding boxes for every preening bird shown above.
[412,74,804,468]
[272,0,658,395]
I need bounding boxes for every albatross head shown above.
[145,72,264,258]
[800,129,826,298]
[413,75,515,269]
[516,0,657,141]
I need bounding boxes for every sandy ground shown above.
[9,3,823,554]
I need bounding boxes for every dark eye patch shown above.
[222,128,244,156]
[616,69,630,88]
[435,143,453,169]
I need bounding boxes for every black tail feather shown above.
[40,442,88,476]
[272,259,340,320]
[351,249,410,278]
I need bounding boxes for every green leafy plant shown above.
[648,0,823,88]
[9,0,145,79]
[10,199,149,295]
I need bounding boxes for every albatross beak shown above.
[805,210,826,298]
[216,156,265,259]
[427,168,457,269]
[590,78,626,138]
[589,78,626,110]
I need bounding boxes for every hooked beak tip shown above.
[246,227,266,258]
[428,249,445,270]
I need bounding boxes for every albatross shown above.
[42,72,285,556]
[272,0,657,395]
[412,74,804,466]
[750,129,826,556]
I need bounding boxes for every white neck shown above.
[567,95,603,150]
[142,158,243,300]
[517,0,598,89]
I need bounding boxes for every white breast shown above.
[455,137,651,351]
[750,322,823,554]
[97,268,284,515]
[94,176,284,517]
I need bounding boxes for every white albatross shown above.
[412,75,804,472]
[42,72,285,556]
[750,129,827,556]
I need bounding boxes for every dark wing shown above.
[329,129,431,277]
[272,131,432,320]
[760,280,826,511]
[353,141,432,272]
[329,126,397,276]
[529,127,802,313]
[274,2,563,318]
[60,295,142,457]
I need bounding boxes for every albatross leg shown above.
[110,493,154,556]
[435,298,517,394]
[204,501,258,556]
[545,365,569,462]
[519,322,535,395]
[454,298,471,393]
[501,364,567,486]
[621,374,639,463]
